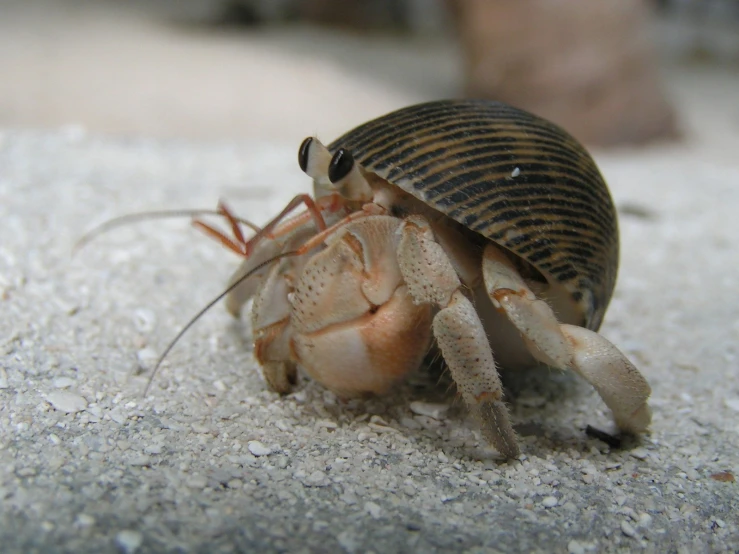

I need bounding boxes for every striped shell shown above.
[328,100,618,330]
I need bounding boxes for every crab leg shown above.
[193,193,346,259]
[250,260,298,393]
[192,199,271,256]
[193,219,249,256]
[481,243,651,434]
[217,200,249,249]
[241,193,344,256]
[285,202,387,256]
[396,215,520,458]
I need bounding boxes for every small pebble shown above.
[248,441,272,457]
[227,479,243,489]
[128,455,151,467]
[191,423,212,434]
[638,512,653,529]
[109,410,128,425]
[511,167,521,177]
[409,401,449,420]
[541,496,558,508]
[312,520,329,532]
[136,348,157,366]
[629,447,649,460]
[399,417,421,430]
[337,530,359,553]
[186,475,207,489]
[365,501,382,519]
[144,444,163,455]
[567,540,586,554]
[316,419,338,430]
[75,514,95,527]
[0,368,8,389]
[115,530,143,554]
[46,391,87,413]
[52,377,75,389]
[133,309,156,333]
[621,520,639,538]
[371,443,388,456]
[341,491,358,505]
[305,470,328,487]
[724,398,739,412]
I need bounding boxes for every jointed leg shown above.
[223,238,284,316]
[396,216,519,458]
[193,194,345,259]
[481,244,651,434]
[250,260,298,393]
[558,324,651,433]
[238,192,360,259]
[217,200,250,250]
[191,200,258,256]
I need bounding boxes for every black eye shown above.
[328,148,354,183]
[298,137,313,173]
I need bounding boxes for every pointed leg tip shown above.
[616,403,652,434]
[478,399,521,459]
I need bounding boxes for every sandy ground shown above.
[1,1,739,553]
[0,0,461,143]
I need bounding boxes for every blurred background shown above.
[1,0,738,150]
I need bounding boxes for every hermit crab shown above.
[88,100,652,459]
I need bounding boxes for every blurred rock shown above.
[447,0,680,147]
[217,0,449,33]
[297,0,408,30]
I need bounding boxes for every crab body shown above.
[220,100,651,458]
